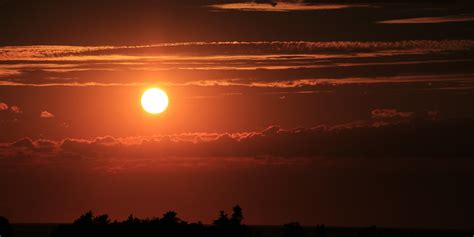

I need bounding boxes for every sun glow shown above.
[141,88,169,114]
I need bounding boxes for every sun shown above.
[141,88,169,114]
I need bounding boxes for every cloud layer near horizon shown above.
[1,118,473,165]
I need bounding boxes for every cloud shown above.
[379,15,474,24]
[1,40,473,88]
[10,105,21,114]
[182,74,474,89]
[0,102,8,111]
[371,109,414,119]
[1,118,473,162]
[39,111,55,119]
[254,0,278,7]
[209,2,371,12]
[11,138,34,149]
[3,41,472,60]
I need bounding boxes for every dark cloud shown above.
[371,108,414,119]
[34,139,56,152]
[11,138,34,149]
[1,118,473,161]
[4,41,471,59]
[1,40,473,89]
[379,15,474,24]
[302,0,472,2]
[254,0,277,7]
[210,1,371,12]
[0,0,472,46]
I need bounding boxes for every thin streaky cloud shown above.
[0,58,471,76]
[1,74,472,88]
[379,15,474,24]
[1,40,473,88]
[208,2,371,12]
[0,81,151,87]
[185,74,474,88]
[2,40,473,60]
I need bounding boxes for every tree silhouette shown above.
[213,211,230,227]
[73,211,94,225]
[123,214,142,225]
[315,224,326,237]
[160,211,180,225]
[71,211,110,225]
[231,205,243,225]
[92,214,110,225]
[41,207,474,237]
[282,222,304,237]
[0,216,12,237]
[212,205,247,237]
[53,206,249,237]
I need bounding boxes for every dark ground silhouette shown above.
[0,216,13,237]
[51,205,247,237]
[2,207,474,237]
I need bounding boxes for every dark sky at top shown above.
[0,0,473,45]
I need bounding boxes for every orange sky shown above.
[1,0,474,229]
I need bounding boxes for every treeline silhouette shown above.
[0,216,13,237]
[52,205,247,237]
[1,207,473,237]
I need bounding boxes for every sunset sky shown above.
[1,0,474,229]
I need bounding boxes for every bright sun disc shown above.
[141,88,169,114]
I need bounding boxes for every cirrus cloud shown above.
[371,109,414,119]
[379,15,474,24]
[209,2,371,12]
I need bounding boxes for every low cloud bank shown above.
[1,117,473,161]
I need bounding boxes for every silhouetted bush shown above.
[315,224,326,237]
[213,211,230,227]
[282,222,304,237]
[212,205,247,237]
[0,216,12,237]
[72,211,110,225]
[49,209,474,237]
[52,206,247,237]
